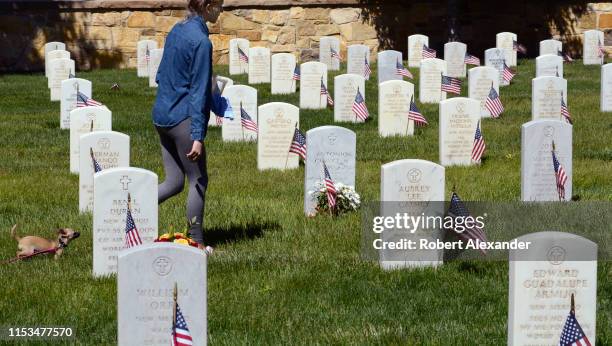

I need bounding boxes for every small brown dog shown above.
[10,224,80,260]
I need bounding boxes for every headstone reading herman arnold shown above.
[69,106,112,174]
[118,243,207,346]
[508,231,597,345]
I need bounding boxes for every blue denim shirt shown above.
[152,16,214,141]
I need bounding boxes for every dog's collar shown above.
[58,239,68,249]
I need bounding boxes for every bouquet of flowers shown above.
[311,181,361,216]
[154,232,199,248]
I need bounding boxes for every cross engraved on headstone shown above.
[120,176,132,190]
[328,133,337,145]
[408,168,422,183]
[547,246,566,265]
[152,256,173,276]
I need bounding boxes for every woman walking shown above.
[152,0,224,252]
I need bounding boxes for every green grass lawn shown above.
[0,60,610,345]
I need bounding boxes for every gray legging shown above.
[156,118,208,244]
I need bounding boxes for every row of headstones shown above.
[377,159,594,345]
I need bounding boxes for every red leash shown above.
[1,247,58,264]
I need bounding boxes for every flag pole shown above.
[127,192,132,211]
[320,76,323,109]
[355,87,359,123]
[570,293,575,313]
[90,147,95,163]
[172,282,177,341]
[284,122,298,169]
[240,101,245,141]
[406,95,413,136]
[90,120,94,132]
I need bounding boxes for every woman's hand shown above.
[186,140,203,161]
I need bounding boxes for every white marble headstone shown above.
[380,159,445,270]
[271,53,297,94]
[46,49,70,80]
[485,48,509,87]
[93,167,158,277]
[137,40,158,78]
[60,78,92,129]
[378,80,415,137]
[299,61,328,109]
[419,58,447,104]
[583,30,604,65]
[334,74,366,123]
[407,34,429,68]
[248,47,271,84]
[208,75,234,127]
[601,63,612,112]
[508,232,596,345]
[347,44,370,80]
[531,76,567,121]
[468,66,500,117]
[444,41,467,78]
[539,39,562,56]
[536,54,563,78]
[45,42,66,77]
[118,243,207,346]
[79,131,130,212]
[439,97,481,166]
[377,50,403,84]
[148,49,163,88]
[49,58,75,101]
[257,102,300,170]
[319,36,341,71]
[304,126,356,215]
[521,119,572,201]
[496,31,517,67]
[222,85,257,142]
[229,38,250,75]
[69,106,112,174]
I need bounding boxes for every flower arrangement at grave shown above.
[154,232,199,248]
[154,218,199,248]
[311,181,360,216]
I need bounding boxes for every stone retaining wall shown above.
[0,1,610,72]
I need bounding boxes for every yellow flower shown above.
[174,232,185,239]
[159,233,171,240]
[174,239,189,245]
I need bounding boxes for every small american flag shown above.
[502,62,515,83]
[464,53,481,66]
[240,104,258,133]
[352,88,369,122]
[552,143,568,200]
[322,161,337,210]
[597,39,606,58]
[363,54,371,79]
[238,47,249,63]
[441,74,462,94]
[396,59,413,79]
[320,78,334,106]
[172,304,193,346]
[422,45,437,59]
[292,65,301,81]
[558,49,573,63]
[77,91,103,107]
[471,121,486,163]
[561,95,573,124]
[513,40,527,54]
[447,191,488,254]
[124,194,142,248]
[90,148,102,173]
[289,127,306,160]
[408,97,428,126]
[485,85,504,118]
[559,305,591,346]
[330,47,342,61]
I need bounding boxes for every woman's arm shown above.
[188,38,213,142]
